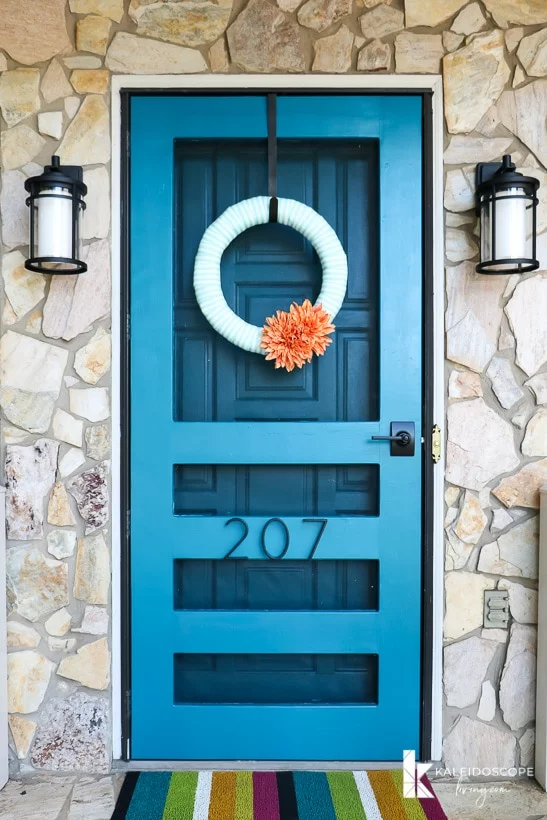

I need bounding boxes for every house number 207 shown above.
[223,517,328,560]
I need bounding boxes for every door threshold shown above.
[113,760,402,772]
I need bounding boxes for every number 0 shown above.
[261,518,290,559]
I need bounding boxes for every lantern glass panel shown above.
[33,185,79,270]
[480,187,535,272]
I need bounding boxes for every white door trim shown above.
[110,73,445,763]
[0,487,8,789]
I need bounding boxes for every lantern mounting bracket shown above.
[476,160,507,188]
[48,155,85,185]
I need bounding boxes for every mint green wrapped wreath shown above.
[193,196,348,354]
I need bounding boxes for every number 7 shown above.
[302,518,328,559]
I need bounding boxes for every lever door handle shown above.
[372,432,411,446]
[371,422,415,456]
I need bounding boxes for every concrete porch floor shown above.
[1,774,547,819]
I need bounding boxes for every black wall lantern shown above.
[476,154,540,275]
[24,156,87,274]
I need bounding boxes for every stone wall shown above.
[0,0,546,776]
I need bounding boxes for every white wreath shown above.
[193,196,348,354]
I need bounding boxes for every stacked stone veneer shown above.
[0,0,547,776]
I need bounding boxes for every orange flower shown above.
[261,299,335,372]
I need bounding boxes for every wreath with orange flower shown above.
[194,196,347,371]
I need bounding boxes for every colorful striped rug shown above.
[112,770,448,819]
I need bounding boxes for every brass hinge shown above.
[432,424,441,464]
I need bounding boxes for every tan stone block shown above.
[406,0,467,28]
[209,38,229,73]
[2,251,46,323]
[57,638,110,690]
[47,529,77,560]
[522,409,547,457]
[357,40,391,72]
[53,408,84,448]
[482,0,547,28]
[106,31,207,74]
[444,136,513,165]
[227,0,304,72]
[43,241,110,342]
[499,623,536,731]
[41,59,72,104]
[359,4,403,38]
[38,112,64,140]
[0,0,71,66]
[506,274,547,377]
[448,370,483,399]
[76,15,112,56]
[0,333,68,435]
[74,533,110,605]
[298,0,352,33]
[442,31,464,53]
[9,715,36,759]
[59,447,86,478]
[64,56,103,69]
[479,517,539,578]
[505,27,524,53]
[128,0,233,47]
[82,167,110,240]
[8,651,54,713]
[7,622,40,649]
[45,608,72,637]
[446,399,519,490]
[74,327,111,385]
[7,544,69,621]
[517,29,547,78]
[0,69,40,128]
[58,95,110,166]
[69,0,124,23]
[451,2,487,36]
[65,96,81,120]
[443,716,516,772]
[498,81,547,169]
[443,30,510,134]
[444,571,492,639]
[454,490,487,544]
[70,70,110,95]
[312,26,354,73]
[395,32,444,74]
[48,481,76,526]
[1,125,45,172]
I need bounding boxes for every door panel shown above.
[174,141,379,424]
[130,95,423,760]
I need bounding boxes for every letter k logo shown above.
[403,750,434,799]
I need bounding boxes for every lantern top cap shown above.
[24,155,87,196]
[476,153,540,194]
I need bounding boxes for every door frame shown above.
[111,74,445,765]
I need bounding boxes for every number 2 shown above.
[224,517,249,558]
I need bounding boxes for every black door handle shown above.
[372,432,411,446]
[371,422,415,456]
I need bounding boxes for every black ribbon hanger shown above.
[268,93,278,223]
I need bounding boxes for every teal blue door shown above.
[130,94,423,760]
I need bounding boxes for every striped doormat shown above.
[112,770,448,819]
